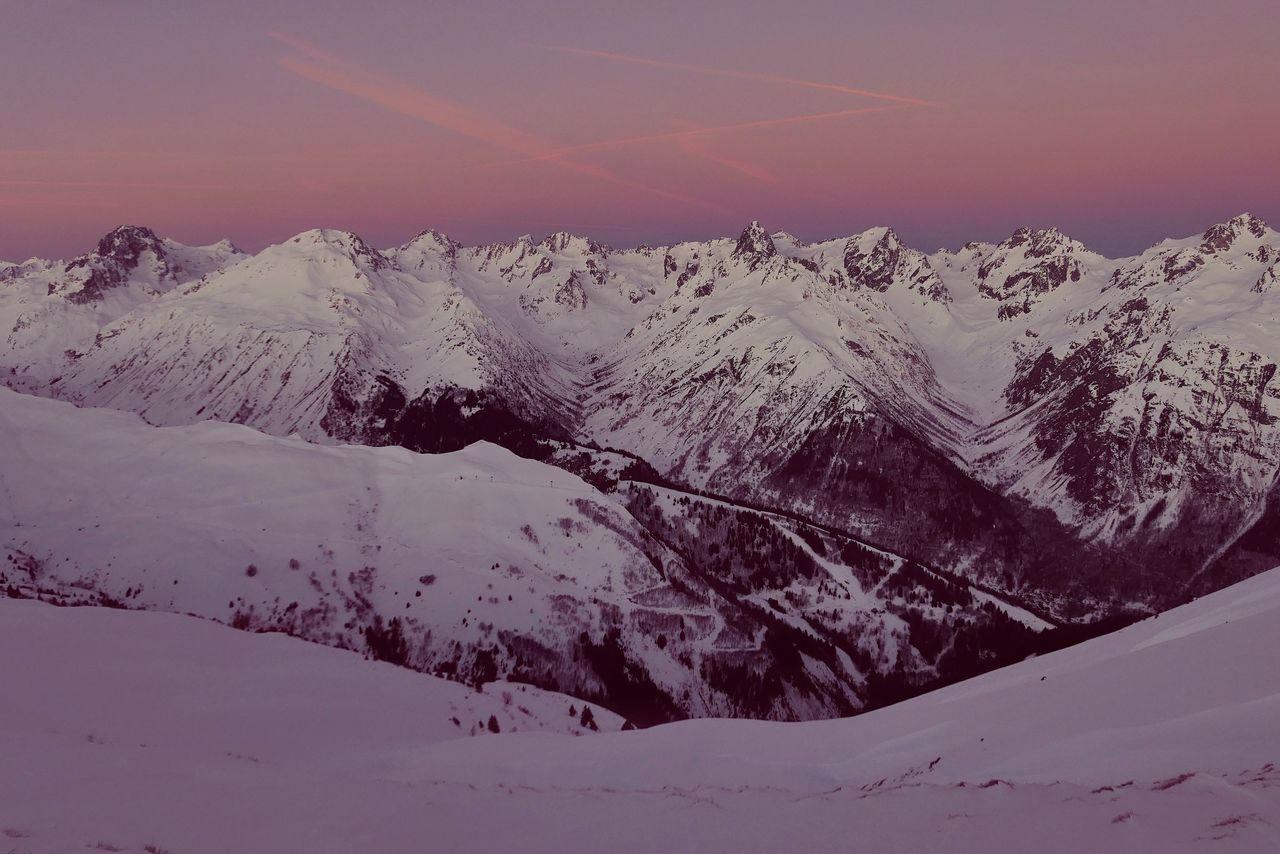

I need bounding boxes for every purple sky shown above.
[2,0,1278,260]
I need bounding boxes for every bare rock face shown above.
[809,227,949,303]
[976,227,1086,319]
[843,228,903,292]
[1200,213,1269,252]
[993,215,1280,595]
[1255,260,1279,294]
[541,230,608,256]
[732,220,777,270]
[63,225,173,304]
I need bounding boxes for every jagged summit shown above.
[59,224,173,304]
[1228,212,1269,235]
[864,225,900,242]
[732,220,776,268]
[830,226,951,302]
[539,231,608,256]
[969,225,1098,317]
[93,224,165,261]
[842,227,904,292]
[999,226,1081,257]
[1201,213,1271,253]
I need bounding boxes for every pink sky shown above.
[2,0,1278,259]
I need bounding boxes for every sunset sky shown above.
[3,0,1278,260]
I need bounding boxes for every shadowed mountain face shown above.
[3,216,1278,625]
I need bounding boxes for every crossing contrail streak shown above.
[536,45,938,107]
[268,34,724,211]
[479,106,906,169]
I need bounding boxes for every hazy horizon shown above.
[5,209,1278,265]
[3,0,1278,260]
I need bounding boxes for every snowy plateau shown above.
[1,215,1278,851]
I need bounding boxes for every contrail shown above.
[536,45,937,108]
[266,31,341,64]
[677,135,779,185]
[269,34,723,212]
[481,105,906,168]
[674,127,841,205]
[0,178,224,191]
[277,56,550,157]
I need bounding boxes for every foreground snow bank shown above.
[3,566,1279,852]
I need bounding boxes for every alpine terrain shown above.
[2,214,1278,726]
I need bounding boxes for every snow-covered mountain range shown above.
[5,216,1276,606]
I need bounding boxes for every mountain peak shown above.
[284,228,389,272]
[864,226,902,247]
[94,225,165,265]
[1000,226,1076,258]
[206,238,242,254]
[1202,213,1271,253]
[59,225,172,304]
[732,221,776,268]
[402,228,459,254]
[1229,212,1269,237]
[977,227,1087,313]
[540,231,607,255]
[289,227,366,247]
[842,227,906,292]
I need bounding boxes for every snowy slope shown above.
[0,389,1050,722]
[3,565,1276,853]
[0,387,699,719]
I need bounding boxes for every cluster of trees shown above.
[882,562,974,609]
[386,386,562,459]
[363,615,409,667]
[625,490,820,593]
[836,539,896,588]
[577,627,682,728]
[326,375,566,460]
